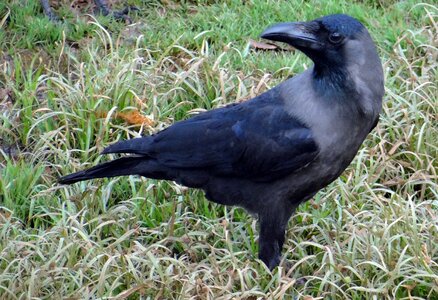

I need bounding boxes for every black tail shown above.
[101,137,153,155]
[59,156,148,184]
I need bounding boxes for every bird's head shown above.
[261,14,376,76]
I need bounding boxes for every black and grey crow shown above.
[60,14,384,270]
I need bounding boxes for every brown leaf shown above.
[116,111,154,126]
[249,39,279,51]
[388,140,404,155]
[96,110,154,127]
[0,88,13,103]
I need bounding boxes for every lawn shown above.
[0,0,437,299]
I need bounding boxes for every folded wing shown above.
[103,100,319,182]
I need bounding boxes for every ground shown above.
[0,0,437,299]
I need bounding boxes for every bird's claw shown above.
[98,6,139,24]
[45,11,60,22]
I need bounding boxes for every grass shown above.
[0,0,437,298]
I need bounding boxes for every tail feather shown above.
[59,156,147,184]
[101,137,153,155]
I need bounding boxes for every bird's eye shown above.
[328,32,343,44]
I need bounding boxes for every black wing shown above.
[103,98,318,182]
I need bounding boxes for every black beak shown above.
[261,22,323,49]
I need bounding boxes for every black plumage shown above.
[60,14,384,270]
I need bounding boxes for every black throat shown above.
[311,63,355,97]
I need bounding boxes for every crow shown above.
[59,14,384,270]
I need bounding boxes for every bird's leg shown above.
[40,0,59,22]
[94,0,138,23]
[258,200,295,270]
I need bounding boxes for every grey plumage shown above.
[59,14,384,270]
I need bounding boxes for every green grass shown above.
[0,0,437,298]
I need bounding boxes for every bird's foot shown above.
[45,11,60,22]
[266,255,281,271]
[40,0,61,22]
[111,6,139,23]
[258,236,281,271]
[95,1,139,23]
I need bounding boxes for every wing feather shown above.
[103,98,319,182]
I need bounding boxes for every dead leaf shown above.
[0,140,20,160]
[96,109,154,127]
[422,243,432,264]
[116,111,154,126]
[0,88,13,103]
[388,140,404,155]
[249,39,279,51]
